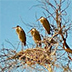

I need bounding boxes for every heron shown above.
[37,16,50,34]
[28,28,41,47]
[12,25,26,46]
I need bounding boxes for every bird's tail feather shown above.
[24,42,26,46]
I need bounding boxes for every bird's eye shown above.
[17,25,19,27]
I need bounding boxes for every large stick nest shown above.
[7,48,52,66]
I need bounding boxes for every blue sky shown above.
[0,0,43,49]
[0,0,72,72]
[0,0,72,49]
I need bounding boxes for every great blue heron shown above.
[37,16,50,34]
[13,25,26,46]
[29,28,41,47]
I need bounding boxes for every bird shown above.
[12,25,26,46]
[37,16,50,34]
[28,28,41,47]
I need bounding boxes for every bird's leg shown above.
[36,44,38,48]
[39,44,42,48]
[21,43,24,51]
[45,31,47,37]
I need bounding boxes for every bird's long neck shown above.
[16,29,20,35]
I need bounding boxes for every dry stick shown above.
[46,0,56,10]
[61,0,65,4]
[44,64,53,72]
[20,16,33,28]
[55,12,72,54]
[68,55,72,61]
[57,52,66,59]
[54,0,58,5]
[61,1,70,13]
[42,7,56,20]
[5,40,16,49]
[46,12,55,19]
[58,24,72,53]
[16,42,20,51]
[27,65,46,72]
[50,43,59,55]
[61,33,72,53]
[55,1,72,53]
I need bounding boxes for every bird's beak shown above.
[12,27,17,29]
[36,18,40,21]
[28,29,32,33]
[28,30,31,33]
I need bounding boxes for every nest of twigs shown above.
[7,48,52,66]
[0,37,58,71]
